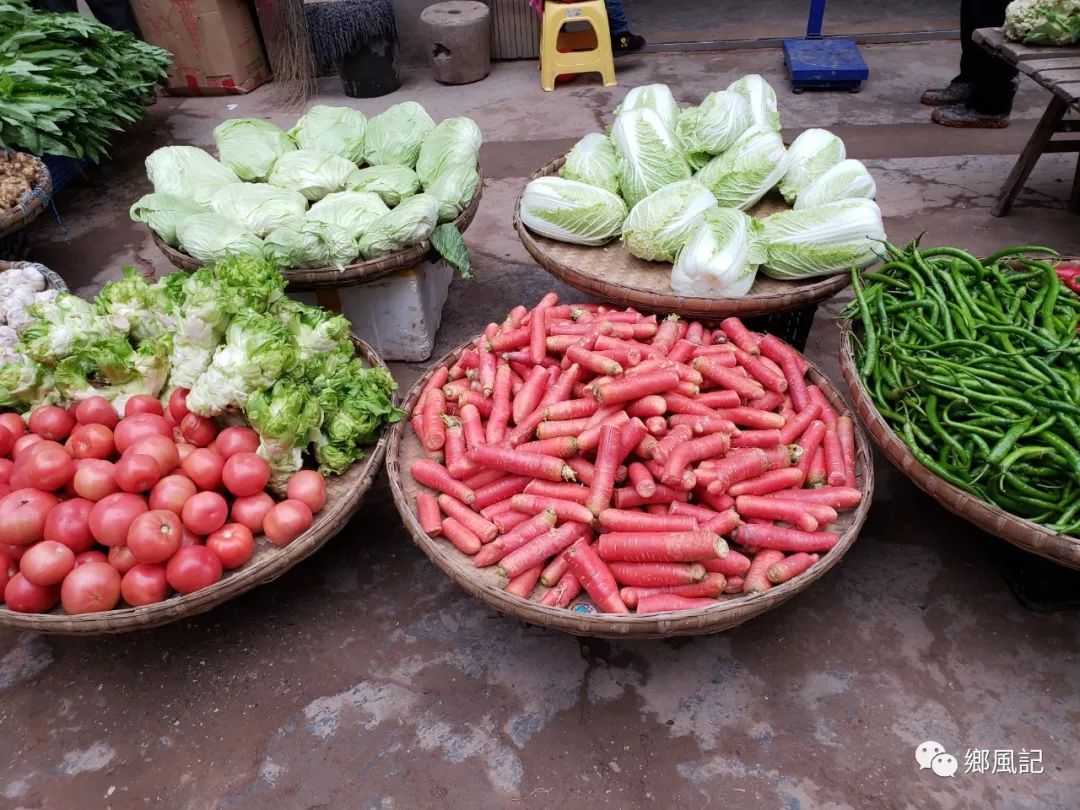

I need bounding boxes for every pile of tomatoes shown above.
[0,390,328,615]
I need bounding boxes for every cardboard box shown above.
[131,0,271,95]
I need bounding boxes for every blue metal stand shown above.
[782,0,869,93]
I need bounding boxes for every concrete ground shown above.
[6,43,1080,809]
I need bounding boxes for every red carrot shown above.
[768,498,837,525]
[836,416,857,488]
[636,594,718,613]
[458,389,493,419]
[651,314,680,354]
[695,490,735,513]
[586,423,622,517]
[733,347,788,393]
[492,509,530,533]
[540,570,581,607]
[701,549,752,577]
[693,357,765,400]
[469,444,574,482]
[652,424,694,464]
[728,467,806,496]
[480,497,516,520]
[441,517,482,555]
[422,389,447,451]
[442,417,467,472]
[667,339,696,364]
[620,573,726,607]
[523,480,590,504]
[662,432,731,486]
[645,416,667,437]
[412,458,476,504]
[417,492,442,537]
[528,305,547,365]
[694,389,741,409]
[442,378,471,401]
[743,549,785,593]
[594,369,679,405]
[597,531,725,562]
[499,521,589,578]
[538,364,580,412]
[566,344,622,376]
[704,449,771,495]
[437,494,498,543]
[505,565,543,598]
[543,398,600,421]
[805,385,837,428]
[505,408,546,446]
[823,427,846,487]
[663,393,716,416]
[512,366,548,426]
[510,493,594,525]
[724,576,745,593]
[627,462,656,498]
[807,447,827,487]
[563,539,628,613]
[606,561,706,588]
[535,418,590,440]
[767,552,819,584]
[540,551,570,587]
[668,502,718,521]
[712,406,785,430]
[731,429,782,449]
[623,395,665,419]
[489,327,529,353]
[577,410,629,453]
[718,317,759,354]
[411,413,426,447]
[757,333,798,367]
[668,414,739,435]
[472,475,532,510]
[747,390,786,412]
[766,486,861,508]
[474,509,558,567]
[736,524,838,553]
[778,353,809,412]
[794,420,827,481]
[702,508,741,537]
[597,509,698,533]
[777,401,821,445]
[482,364,510,444]
[457,404,484,452]
[518,436,580,458]
[478,339,496,396]
[612,485,689,509]
[735,495,818,532]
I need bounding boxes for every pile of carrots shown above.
[409,295,861,615]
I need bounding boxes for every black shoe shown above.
[931,104,1010,128]
[612,32,646,54]
[920,81,973,106]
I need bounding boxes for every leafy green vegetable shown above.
[726,74,781,132]
[674,90,752,166]
[777,128,846,204]
[356,193,439,259]
[519,176,627,246]
[759,199,886,280]
[0,0,170,160]
[95,268,171,342]
[208,183,309,238]
[306,191,388,241]
[245,376,325,489]
[620,180,716,262]
[671,208,763,298]
[213,118,295,182]
[267,150,363,202]
[1005,0,1080,45]
[351,165,421,207]
[364,101,435,168]
[694,127,789,211]
[430,224,472,278]
[263,218,358,270]
[416,116,482,185]
[129,193,210,248]
[289,105,367,163]
[611,108,691,208]
[270,299,350,361]
[146,146,240,205]
[560,133,621,196]
[176,213,266,264]
[794,159,876,209]
[424,163,480,223]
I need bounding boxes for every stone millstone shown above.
[420,1,491,85]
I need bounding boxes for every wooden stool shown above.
[539,0,616,92]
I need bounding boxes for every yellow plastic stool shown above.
[540,0,616,92]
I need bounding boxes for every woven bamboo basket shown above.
[151,178,483,292]
[514,156,850,320]
[0,260,67,292]
[839,321,1080,570]
[387,333,875,639]
[0,151,52,241]
[0,336,393,634]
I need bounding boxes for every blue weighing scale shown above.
[783,0,869,93]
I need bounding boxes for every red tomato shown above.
[43,497,95,553]
[0,489,59,546]
[165,545,222,594]
[214,427,260,460]
[180,528,203,547]
[181,448,223,491]
[74,550,108,567]
[73,459,119,502]
[286,470,327,514]
[67,424,115,460]
[126,509,182,564]
[125,395,163,417]
[181,491,227,536]
[222,452,270,498]
[148,475,196,515]
[28,406,75,441]
[121,563,170,606]
[0,425,13,457]
[20,540,75,586]
[168,389,190,423]
[88,492,148,547]
[20,441,74,491]
[12,433,43,460]
[106,545,138,575]
[75,396,119,428]
[263,500,313,547]
[125,434,179,476]
[113,413,171,454]
[207,523,254,569]
[61,561,121,613]
[115,453,161,494]
[180,413,217,448]
[231,492,274,534]
[0,458,13,485]
[0,412,27,438]
[175,442,196,464]
[0,552,16,592]
[4,573,60,612]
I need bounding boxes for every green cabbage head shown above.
[213,118,295,181]
[289,105,367,163]
[175,213,266,264]
[760,199,886,280]
[615,84,680,132]
[777,128,846,204]
[364,101,436,168]
[727,74,782,132]
[267,150,363,201]
[209,183,309,237]
[672,208,764,298]
[306,191,389,241]
[351,165,421,207]
[356,193,440,259]
[621,180,716,262]
[263,219,358,270]
[416,117,482,185]
[146,146,239,205]
[424,163,480,223]
[519,176,627,246]
[130,193,209,247]
[795,159,877,209]
[695,127,789,211]
[611,108,691,208]
[560,133,620,196]
[675,90,752,167]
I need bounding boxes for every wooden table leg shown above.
[993,95,1068,217]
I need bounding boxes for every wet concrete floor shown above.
[5,43,1080,809]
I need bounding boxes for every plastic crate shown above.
[743,304,818,352]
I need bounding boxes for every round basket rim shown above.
[151,173,483,292]
[0,259,67,292]
[838,319,1080,570]
[387,330,876,639]
[0,151,52,241]
[0,335,393,634]
[513,155,850,320]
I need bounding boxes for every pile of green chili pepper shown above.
[843,241,1080,536]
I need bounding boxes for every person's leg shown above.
[605,0,630,35]
[921,0,977,105]
[932,0,1017,126]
